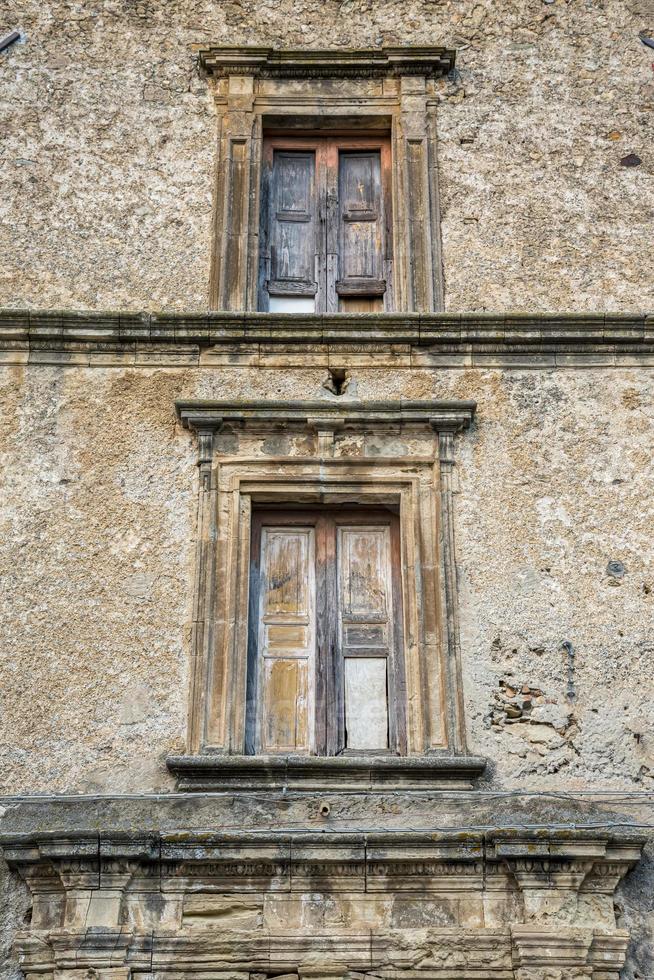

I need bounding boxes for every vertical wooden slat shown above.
[314,515,328,755]
[254,527,316,754]
[323,516,340,755]
[389,514,408,755]
[245,516,262,755]
[257,139,273,313]
[337,151,386,297]
[337,525,394,752]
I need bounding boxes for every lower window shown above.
[246,507,406,756]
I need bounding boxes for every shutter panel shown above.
[337,525,393,751]
[336,152,387,298]
[267,151,318,303]
[256,527,316,753]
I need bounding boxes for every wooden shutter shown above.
[255,527,316,753]
[336,152,387,299]
[264,151,318,304]
[336,525,394,751]
[248,509,404,757]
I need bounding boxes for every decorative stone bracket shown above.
[3,830,643,980]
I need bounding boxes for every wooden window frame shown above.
[246,506,407,757]
[258,135,394,313]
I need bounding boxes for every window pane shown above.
[344,658,389,750]
[269,296,316,313]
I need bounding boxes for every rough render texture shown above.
[2,356,653,973]
[0,0,653,313]
[0,362,652,796]
[1,0,654,977]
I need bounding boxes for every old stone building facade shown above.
[1,2,653,979]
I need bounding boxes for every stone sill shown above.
[166,753,488,792]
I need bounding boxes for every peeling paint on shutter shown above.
[266,152,318,306]
[336,152,387,299]
[337,525,393,750]
[257,527,316,753]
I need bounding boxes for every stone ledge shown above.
[1,310,653,357]
[165,753,488,791]
[1,826,643,863]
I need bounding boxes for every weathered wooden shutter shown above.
[336,152,387,300]
[337,525,393,751]
[265,151,318,307]
[256,528,315,753]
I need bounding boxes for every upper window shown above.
[258,136,393,313]
[201,47,455,313]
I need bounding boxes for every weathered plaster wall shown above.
[1,0,652,313]
[0,361,652,795]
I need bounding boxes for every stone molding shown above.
[197,46,456,79]
[165,752,487,791]
[177,398,477,433]
[0,311,653,366]
[200,46,450,310]
[2,829,643,980]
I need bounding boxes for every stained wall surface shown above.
[1,0,653,313]
[1,3,654,978]
[0,360,652,795]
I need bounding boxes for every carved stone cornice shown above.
[197,46,456,79]
[1,310,653,363]
[4,827,644,980]
[176,398,477,437]
[4,828,642,873]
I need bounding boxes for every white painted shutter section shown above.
[337,526,393,751]
[257,527,316,753]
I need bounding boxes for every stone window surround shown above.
[199,46,455,313]
[167,399,487,791]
